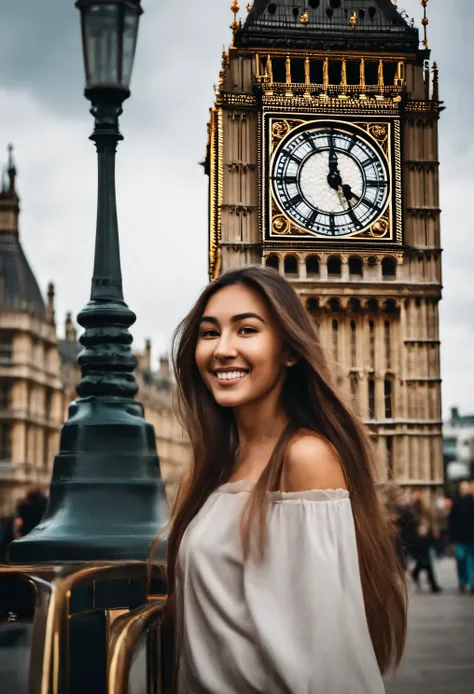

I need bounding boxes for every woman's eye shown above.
[239,326,258,335]
[200,329,219,338]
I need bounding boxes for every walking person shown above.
[410,489,442,593]
[448,480,474,594]
[157,266,407,693]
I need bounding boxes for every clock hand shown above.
[337,186,347,209]
[327,132,342,191]
[342,183,361,203]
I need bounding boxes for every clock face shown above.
[271,125,390,237]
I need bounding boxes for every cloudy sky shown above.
[0,1,471,419]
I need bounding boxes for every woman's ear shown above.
[283,349,299,368]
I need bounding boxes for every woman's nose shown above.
[213,333,238,360]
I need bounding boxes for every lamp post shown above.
[9,0,169,563]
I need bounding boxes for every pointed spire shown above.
[65,312,78,342]
[230,1,240,48]
[432,61,439,101]
[7,144,17,197]
[47,282,56,325]
[421,0,430,49]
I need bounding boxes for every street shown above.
[385,558,474,694]
[1,559,473,693]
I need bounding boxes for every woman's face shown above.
[195,283,289,410]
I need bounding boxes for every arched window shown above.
[332,319,339,363]
[306,298,319,313]
[369,321,375,368]
[382,257,396,279]
[349,256,363,277]
[384,321,391,370]
[306,255,320,277]
[348,298,361,313]
[350,373,359,414]
[350,320,357,368]
[327,256,341,277]
[368,377,376,420]
[0,381,10,409]
[328,298,341,313]
[386,437,394,479]
[384,379,393,419]
[284,255,298,276]
[266,254,279,271]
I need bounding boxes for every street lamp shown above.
[9,0,169,563]
[78,0,142,98]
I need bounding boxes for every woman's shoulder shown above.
[281,430,348,493]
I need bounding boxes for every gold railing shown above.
[0,562,173,694]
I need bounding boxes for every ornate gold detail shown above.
[272,214,291,235]
[226,162,256,173]
[368,124,388,143]
[271,119,304,150]
[369,213,390,239]
[421,0,430,49]
[350,11,358,29]
[393,119,403,244]
[300,11,309,24]
[218,93,257,108]
[230,1,240,48]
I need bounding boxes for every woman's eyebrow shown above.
[231,312,265,324]
[200,313,266,325]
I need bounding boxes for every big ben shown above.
[206,0,443,488]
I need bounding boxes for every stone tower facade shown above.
[206,0,443,486]
[0,147,64,515]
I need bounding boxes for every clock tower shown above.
[206,0,443,487]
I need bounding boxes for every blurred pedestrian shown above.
[448,480,474,594]
[410,489,442,593]
[380,483,417,569]
[15,487,48,538]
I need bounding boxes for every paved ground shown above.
[1,558,473,693]
[385,558,474,694]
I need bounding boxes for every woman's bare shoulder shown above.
[282,431,348,493]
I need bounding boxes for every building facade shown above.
[207,0,443,485]
[0,150,190,518]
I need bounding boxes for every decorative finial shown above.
[246,2,252,12]
[230,1,240,48]
[432,61,439,101]
[300,11,309,25]
[350,11,358,29]
[6,144,16,195]
[421,0,429,48]
[7,143,14,170]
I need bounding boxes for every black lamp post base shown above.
[8,397,169,564]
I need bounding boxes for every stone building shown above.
[206,1,443,486]
[0,149,189,518]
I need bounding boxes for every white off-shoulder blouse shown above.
[176,481,385,694]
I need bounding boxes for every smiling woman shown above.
[155,265,407,694]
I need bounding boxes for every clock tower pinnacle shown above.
[206,0,443,489]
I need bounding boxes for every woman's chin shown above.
[212,388,253,409]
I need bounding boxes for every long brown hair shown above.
[164,265,406,674]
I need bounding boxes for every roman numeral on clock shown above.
[302,132,319,152]
[307,209,320,227]
[286,151,303,164]
[284,193,303,210]
[348,208,363,229]
[366,179,387,187]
